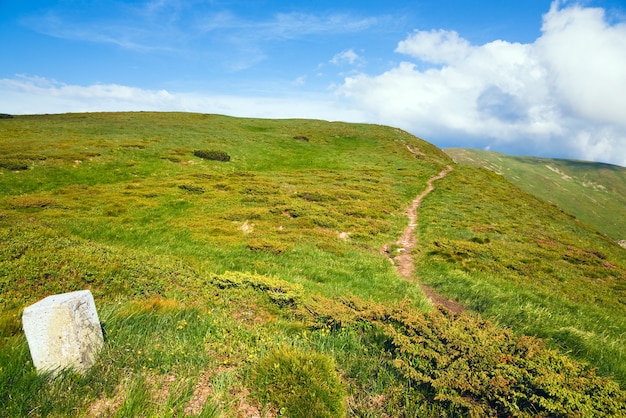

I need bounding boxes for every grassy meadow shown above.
[417,166,626,381]
[1,113,625,416]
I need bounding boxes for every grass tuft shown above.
[250,345,346,418]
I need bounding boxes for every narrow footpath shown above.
[383,165,464,313]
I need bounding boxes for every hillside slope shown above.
[445,148,626,242]
[1,113,625,416]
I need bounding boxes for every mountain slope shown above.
[445,148,626,241]
[1,113,625,416]
[416,163,626,381]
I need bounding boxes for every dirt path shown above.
[383,164,464,313]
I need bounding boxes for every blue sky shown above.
[2,1,626,166]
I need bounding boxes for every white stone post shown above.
[22,290,104,375]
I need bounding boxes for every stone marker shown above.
[22,290,104,375]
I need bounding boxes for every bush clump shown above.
[211,272,302,306]
[0,159,29,171]
[358,305,626,417]
[178,183,205,193]
[193,149,230,162]
[250,346,346,418]
[297,298,626,416]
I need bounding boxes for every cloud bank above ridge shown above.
[338,1,626,165]
[0,74,363,122]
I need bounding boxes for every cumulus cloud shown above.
[395,29,473,65]
[536,2,626,127]
[330,49,362,65]
[337,1,626,166]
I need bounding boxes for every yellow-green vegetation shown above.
[418,166,626,386]
[1,113,625,416]
[250,346,346,417]
[445,148,626,240]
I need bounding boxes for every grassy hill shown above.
[444,148,626,242]
[1,113,625,417]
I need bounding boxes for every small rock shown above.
[22,290,104,375]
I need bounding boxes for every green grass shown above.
[0,113,440,309]
[417,166,626,384]
[1,113,625,416]
[445,148,626,240]
[250,345,346,417]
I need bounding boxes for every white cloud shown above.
[330,49,361,65]
[267,13,380,38]
[0,75,363,122]
[292,76,307,86]
[24,5,382,52]
[337,1,626,166]
[536,2,626,127]
[0,76,176,112]
[198,11,381,41]
[395,29,473,65]
[22,6,386,72]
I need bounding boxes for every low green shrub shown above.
[0,159,29,171]
[367,306,626,417]
[250,346,346,418]
[246,238,288,255]
[178,183,205,193]
[211,271,303,306]
[300,299,626,417]
[6,196,58,208]
[193,149,230,162]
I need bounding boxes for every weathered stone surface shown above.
[22,290,104,375]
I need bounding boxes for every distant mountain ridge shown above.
[445,148,626,243]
